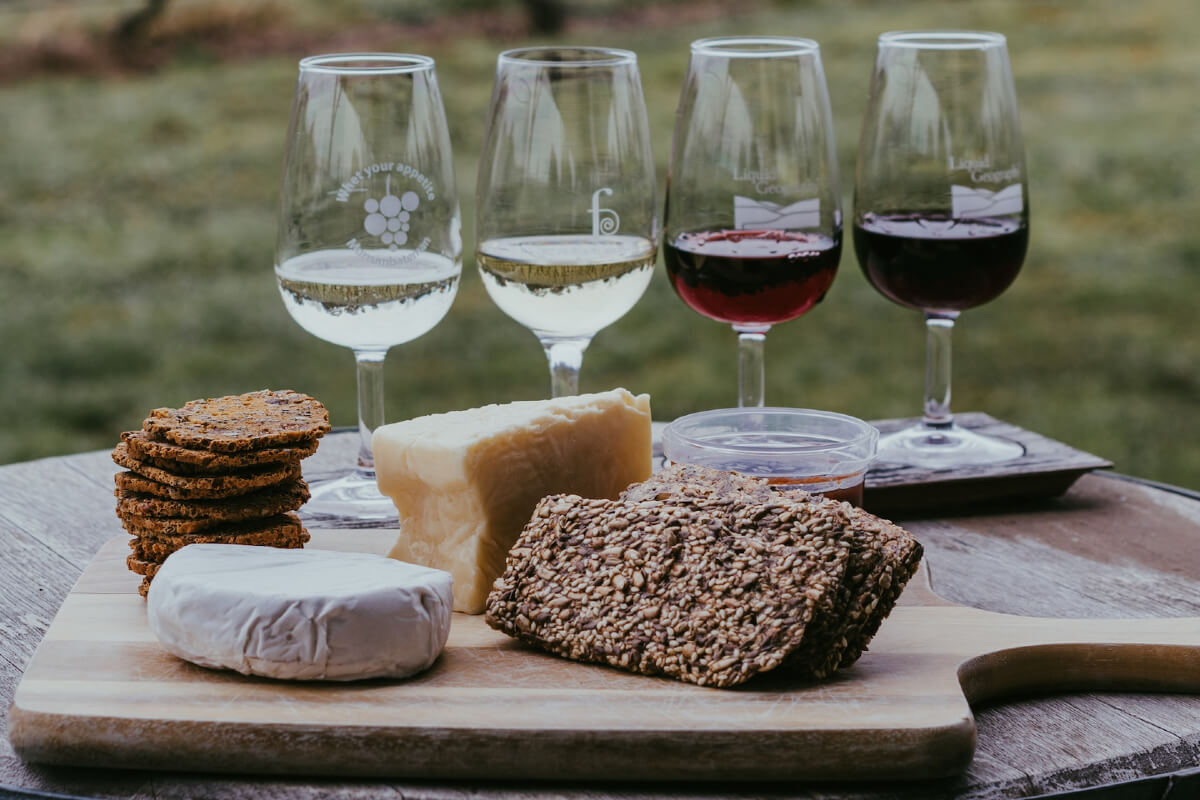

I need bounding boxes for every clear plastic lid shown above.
[662,408,879,481]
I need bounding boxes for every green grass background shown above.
[1,0,1197,490]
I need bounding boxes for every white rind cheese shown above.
[373,388,653,614]
[146,544,453,681]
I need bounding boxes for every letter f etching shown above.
[590,187,619,236]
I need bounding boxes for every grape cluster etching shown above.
[363,175,420,250]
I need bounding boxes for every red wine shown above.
[663,229,841,326]
[853,213,1028,314]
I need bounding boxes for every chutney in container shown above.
[661,408,879,506]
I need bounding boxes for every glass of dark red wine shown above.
[854,31,1029,468]
[664,37,842,408]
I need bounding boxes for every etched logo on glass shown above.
[589,188,619,236]
[333,161,436,265]
[947,154,1023,219]
[950,184,1024,219]
[362,176,420,250]
[734,196,820,230]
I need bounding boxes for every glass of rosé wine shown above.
[664,36,842,408]
[854,31,1029,468]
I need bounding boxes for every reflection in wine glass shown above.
[854,31,1029,468]
[664,37,842,408]
[275,53,462,519]
[475,47,659,398]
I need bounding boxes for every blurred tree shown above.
[113,0,169,42]
[522,0,565,34]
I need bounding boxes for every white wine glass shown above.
[664,37,842,408]
[854,31,1029,468]
[475,46,658,397]
[275,53,462,520]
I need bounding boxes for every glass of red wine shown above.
[854,31,1029,468]
[664,37,841,408]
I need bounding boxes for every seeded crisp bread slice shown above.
[114,471,240,501]
[118,513,228,536]
[126,554,164,578]
[486,493,854,688]
[121,430,319,472]
[128,519,310,590]
[113,445,301,498]
[142,389,331,453]
[114,468,299,501]
[831,511,923,670]
[622,463,923,676]
[131,531,308,562]
[620,463,765,505]
[115,480,310,522]
[128,513,308,561]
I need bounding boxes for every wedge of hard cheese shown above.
[373,389,653,613]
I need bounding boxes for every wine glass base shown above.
[877,423,1025,469]
[297,471,398,523]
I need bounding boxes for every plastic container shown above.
[661,408,879,505]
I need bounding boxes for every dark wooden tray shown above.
[864,412,1112,516]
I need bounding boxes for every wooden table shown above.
[2,431,1199,799]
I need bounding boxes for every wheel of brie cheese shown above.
[147,544,453,681]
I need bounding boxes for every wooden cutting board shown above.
[9,531,1200,782]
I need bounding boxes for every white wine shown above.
[276,249,460,350]
[476,235,656,338]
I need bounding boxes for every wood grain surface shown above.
[1,427,1198,799]
[14,531,1194,783]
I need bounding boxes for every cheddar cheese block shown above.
[373,389,653,613]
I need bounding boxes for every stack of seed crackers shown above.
[113,389,331,596]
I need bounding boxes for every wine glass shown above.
[275,53,462,520]
[664,36,842,408]
[475,47,658,398]
[853,31,1029,468]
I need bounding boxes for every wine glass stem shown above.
[353,349,388,474]
[735,326,769,408]
[542,337,591,398]
[923,313,957,428]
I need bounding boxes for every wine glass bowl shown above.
[275,53,462,519]
[663,36,842,408]
[853,31,1029,467]
[853,213,1027,316]
[475,46,659,398]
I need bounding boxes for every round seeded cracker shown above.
[112,457,301,500]
[129,513,309,561]
[142,390,330,453]
[118,513,226,536]
[121,430,318,472]
[115,480,310,522]
[126,554,164,578]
